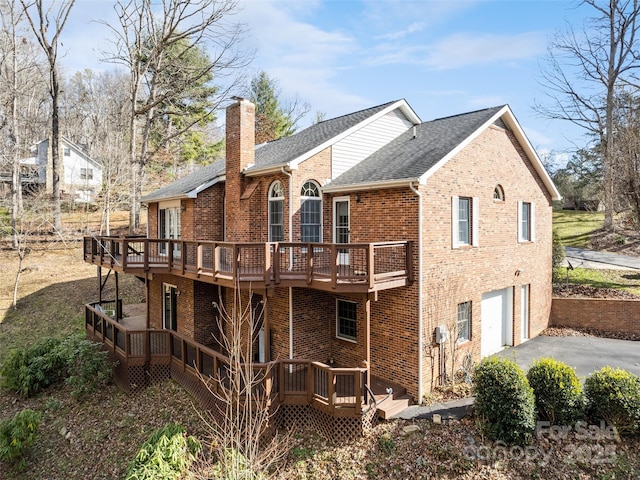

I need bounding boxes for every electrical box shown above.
[435,325,449,344]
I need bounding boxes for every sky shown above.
[57,0,592,166]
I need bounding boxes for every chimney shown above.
[225,97,255,241]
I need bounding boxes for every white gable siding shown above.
[63,149,102,188]
[332,109,413,179]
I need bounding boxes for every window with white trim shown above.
[518,201,535,242]
[269,181,284,242]
[457,301,471,342]
[300,180,321,242]
[80,168,93,180]
[494,185,504,201]
[452,196,479,248]
[336,299,357,341]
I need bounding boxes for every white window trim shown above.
[518,201,536,243]
[521,284,530,341]
[452,196,479,248]
[457,301,471,344]
[336,299,357,343]
[268,181,285,242]
[300,180,322,243]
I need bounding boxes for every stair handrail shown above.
[362,383,379,415]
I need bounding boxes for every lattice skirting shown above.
[98,343,376,441]
[281,404,378,443]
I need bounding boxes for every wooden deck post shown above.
[115,272,120,320]
[364,294,372,391]
[368,244,375,289]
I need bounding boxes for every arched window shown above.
[269,181,284,241]
[493,184,505,201]
[300,181,321,242]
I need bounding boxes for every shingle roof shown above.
[327,106,505,187]
[250,101,398,171]
[141,159,225,202]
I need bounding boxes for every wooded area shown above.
[0,0,312,243]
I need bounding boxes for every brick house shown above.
[84,98,559,435]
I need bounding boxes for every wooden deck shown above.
[85,301,382,419]
[84,236,413,294]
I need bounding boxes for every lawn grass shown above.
[554,267,640,296]
[552,209,604,248]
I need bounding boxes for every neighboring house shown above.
[35,136,103,203]
[83,98,560,438]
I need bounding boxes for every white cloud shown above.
[236,0,370,118]
[365,31,547,70]
[424,31,547,70]
[375,22,426,41]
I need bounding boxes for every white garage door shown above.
[481,288,513,357]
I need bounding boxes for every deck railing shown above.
[84,236,412,292]
[85,302,370,417]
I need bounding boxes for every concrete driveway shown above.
[495,335,640,379]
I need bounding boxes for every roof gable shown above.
[247,99,420,175]
[324,105,560,201]
[141,160,225,203]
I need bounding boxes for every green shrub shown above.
[0,409,43,469]
[584,367,640,436]
[0,334,112,399]
[55,334,112,400]
[552,228,565,267]
[527,358,583,425]
[0,338,65,397]
[126,423,201,480]
[474,356,536,445]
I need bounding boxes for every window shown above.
[451,196,479,248]
[80,168,93,180]
[457,301,471,342]
[493,185,504,201]
[159,204,181,256]
[518,201,535,242]
[269,181,284,242]
[521,285,530,341]
[63,147,71,156]
[300,181,321,242]
[336,299,357,341]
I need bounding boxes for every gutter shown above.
[409,181,424,404]
[322,177,420,194]
[281,166,294,362]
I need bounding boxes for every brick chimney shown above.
[225,98,255,241]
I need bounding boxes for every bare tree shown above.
[60,69,132,234]
[195,289,288,479]
[536,0,640,231]
[101,0,250,233]
[0,0,48,248]
[20,0,76,233]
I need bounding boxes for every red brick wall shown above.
[551,298,640,335]
[419,123,554,395]
[225,99,255,241]
[147,274,220,346]
[194,183,225,241]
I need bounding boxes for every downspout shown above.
[281,167,294,361]
[409,181,424,403]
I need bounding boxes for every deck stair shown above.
[371,376,412,419]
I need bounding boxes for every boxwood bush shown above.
[527,357,583,425]
[584,367,640,436]
[474,356,536,445]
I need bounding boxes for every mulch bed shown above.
[553,283,640,299]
